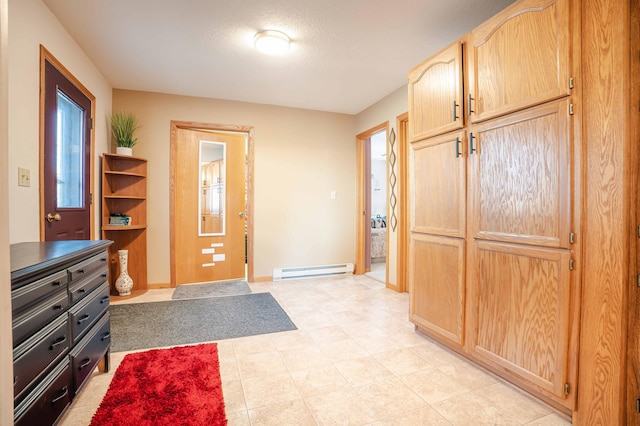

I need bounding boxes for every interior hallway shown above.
[59,275,571,425]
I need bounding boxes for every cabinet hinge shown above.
[89,193,93,205]
[569,104,575,115]
[564,383,570,395]
[637,225,640,238]
[90,118,94,129]
[569,232,575,244]
[636,397,640,413]
[637,274,640,288]
[569,77,574,89]
[569,259,575,270]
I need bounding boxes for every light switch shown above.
[330,191,336,200]
[18,167,30,187]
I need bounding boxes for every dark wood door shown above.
[43,59,92,240]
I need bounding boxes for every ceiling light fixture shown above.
[254,30,290,55]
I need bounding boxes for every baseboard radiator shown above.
[272,263,354,280]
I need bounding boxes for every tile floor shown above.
[58,275,572,426]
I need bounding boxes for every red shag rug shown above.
[90,343,226,426]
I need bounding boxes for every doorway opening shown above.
[355,122,388,283]
[169,121,254,286]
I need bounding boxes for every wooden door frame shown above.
[39,46,95,240]
[396,112,409,293]
[169,120,254,285]
[355,122,388,276]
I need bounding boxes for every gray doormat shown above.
[172,280,251,300]
[109,292,297,352]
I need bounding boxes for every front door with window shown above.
[42,54,93,240]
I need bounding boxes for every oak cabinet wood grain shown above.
[408,41,464,142]
[468,0,571,123]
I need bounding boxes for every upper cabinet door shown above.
[468,0,571,123]
[408,42,464,142]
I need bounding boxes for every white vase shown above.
[115,249,134,296]
[116,146,133,156]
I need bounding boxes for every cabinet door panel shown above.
[411,131,466,238]
[468,0,570,122]
[469,99,571,248]
[409,234,465,347]
[469,240,572,406]
[408,42,463,141]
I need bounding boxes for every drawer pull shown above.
[101,332,111,342]
[78,288,86,294]
[49,335,67,350]
[100,296,110,304]
[79,357,92,370]
[50,386,69,404]
[77,269,85,274]
[52,281,62,287]
[13,376,17,386]
[101,274,107,278]
[53,304,64,310]
[101,257,107,262]
[77,314,90,324]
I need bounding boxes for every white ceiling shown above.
[42,0,516,115]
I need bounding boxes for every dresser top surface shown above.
[11,240,112,280]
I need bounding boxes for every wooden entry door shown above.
[41,51,94,240]
[171,124,247,285]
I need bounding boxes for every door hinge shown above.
[569,77,574,89]
[637,274,640,288]
[89,193,93,205]
[90,118,94,129]
[637,225,640,238]
[636,397,640,413]
[569,232,575,244]
[564,383,570,395]
[569,104,575,115]
[569,259,575,270]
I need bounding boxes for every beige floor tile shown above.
[222,378,247,413]
[435,357,498,390]
[307,325,351,343]
[353,334,406,355]
[526,412,572,425]
[280,346,332,371]
[305,389,377,426]
[318,338,369,363]
[399,367,472,404]
[236,351,287,379]
[290,365,350,397]
[431,390,523,425]
[219,358,240,383]
[247,399,316,425]
[241,372,302,409]
[333,355,394,386]
[226,410,251,426]
[232,335,277,357]
[374,347,431,376]
[270,330,316,351]
[369,407,453,426]
[354,376,427,418]
[475,382,553,423]
[409,342,462,367]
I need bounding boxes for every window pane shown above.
[56,90,84,208]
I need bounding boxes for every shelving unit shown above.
[101,153,147,295]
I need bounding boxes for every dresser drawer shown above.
[14,357,72,426]
[70,312,110,394]
[69,281,110,343]
[69,265,108,304]
[68,250,109,282]
[12,288,69,347]
[12,269,68,315]
[13,315,70,402]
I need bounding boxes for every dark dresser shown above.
[11,240,113,426]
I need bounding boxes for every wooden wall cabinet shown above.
[101,154,148,294]
[409,0,579,414]
[408,41,464,142]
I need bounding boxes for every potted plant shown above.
[110,111,139,156]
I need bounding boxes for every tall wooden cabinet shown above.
[101,154,148,294]
[408,0,580,413]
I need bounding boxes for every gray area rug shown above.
[109,293,297,352]
[172,280,251,300]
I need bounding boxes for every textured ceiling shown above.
[42,0,516,114]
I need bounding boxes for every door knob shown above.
[46,213,61,222]
[238,212,245,217]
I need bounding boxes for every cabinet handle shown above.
[100,296,110,304]
[79,357,92,370]
[468,93,475,116]
[77,269,85,274]
[13,376,17,386]
[50,386,69,404]
[49,335,66,350]
[455,137,462,158]
[469,133,477,154]
[52,281,62,287]
[53,304,63,310]
[452,100,459,121]
[101,332,111,342]
[78,288,86,294]
[77,314,90,324]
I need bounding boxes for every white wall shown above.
[8,0,112,243]
[355,85,408,287]
[0,0,13,422]
[113,90,357,282]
